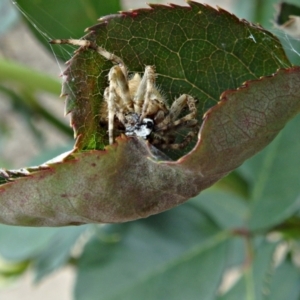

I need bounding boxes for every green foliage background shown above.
[1,0,300,299]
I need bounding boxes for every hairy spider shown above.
[50,39,199,149]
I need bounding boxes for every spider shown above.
[50,39,199,149]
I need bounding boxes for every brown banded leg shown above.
[151,127,197,150]
[161,130,197,150]
[156,94,197,131]
[151,132,175,146]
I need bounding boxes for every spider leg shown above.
[133,69,148,114]
[139,66,156,120]
[104,86,116,145]
[50,39,130,81]
[108,66,133,111]
[106,65,135,144]
[156,94,197,131]
[152,94,198,149]
[152,129,197,150]
[50,39,126,66]
[162,130,197,150]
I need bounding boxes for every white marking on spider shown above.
[124,113,154,139]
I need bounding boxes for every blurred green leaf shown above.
[266,259,300,300]
[0,85,72,140]
[27,143,74,166]
[34,225,88,282]
[273,217,300,239]
[225,237,246,269]
[212,170,249,199]
[0,225,59,260]
[218,240,277,300]
[0,85,43,142]
[75,204,229,300]
[0,59,60,94]
[0,58,71,148]
[0,0,19,36]
[224,0,255,22]
[0,260,29,279]
[240,114,300,231]
[15,0,122,60]
[191,190,248,229]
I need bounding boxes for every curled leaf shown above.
[0,2,300,226]
[1,67,300,226]
[63,1,291,158]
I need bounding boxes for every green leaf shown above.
[241,114,300,231]
[75,204,229,300]
[61,2,291,156]
[15,0,122,60]
[218,240,277,300]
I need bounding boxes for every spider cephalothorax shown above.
[50,39,199,149]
